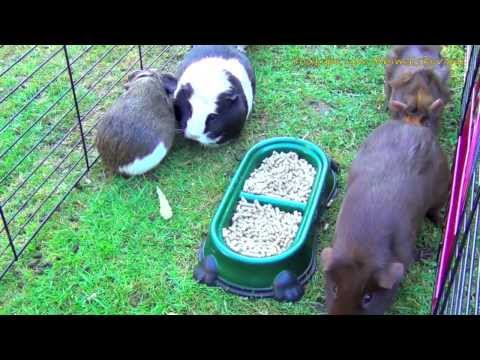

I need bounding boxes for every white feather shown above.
[156,186,172,220]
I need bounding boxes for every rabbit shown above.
[165,45,256,146]
[95,69,177,176]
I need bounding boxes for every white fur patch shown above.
[175,56,253,145]
[118,142,168,176]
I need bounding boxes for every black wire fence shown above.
[434,45,480,314]
[0,45,189,280]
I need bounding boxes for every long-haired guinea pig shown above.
[321,119,450,315]
[384,45,451,134]
[95,69,177,176]
[165,45,256,146]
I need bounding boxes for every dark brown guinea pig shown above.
[95,69,177,176]
[321,119,450,315]
[385,45,451,134]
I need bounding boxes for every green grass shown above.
[0,45,465,314]
[0,45,188,269]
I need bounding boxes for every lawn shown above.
[0,45,466,314]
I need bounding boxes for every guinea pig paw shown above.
[273,270,305,302]
[193,255,218,286]
[330,159,341,174]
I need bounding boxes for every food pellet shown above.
[223,198,302,257]
[243,151,316,203]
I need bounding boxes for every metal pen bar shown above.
[0,45,185,281]
[69,45,135,108]
[451,207,466,313]
[77,51,153,153]
[475,232,480,314]
[11,153,86,243]
[0,46,139,199]
[452,238,462,313]
[89,154,100,167]
[0,46,120,179]
[4,137,84,229]
[72,45,118,86]
[80,46,178,155]
[0,257,17,281]
[0,242,13,258]
[157,46,187,71]
[0,105,79,190]
[138,45,143,70]
[438,109,480,314]
[140,45,155,58]
[1,51,141,220]
[0,205,17,260]
[147,46,172,68]
[460,46,480,133]
[0,45,94,135]
[64,46,90,170]
[440,185,480,314]
[78,48,145,123]
[465,165,480,312]
[1,45,120,150]
[0,85,73,162]
[0,46,64,105]
[6,161,91,274]
[457,175,475,313]
[454,138,480,314]
[0,46,38,79]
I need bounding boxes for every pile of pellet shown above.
[222,198,302,257]
[243,151,316,203]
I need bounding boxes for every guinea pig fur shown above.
[170,45,256,146]
[95,69,177,176]
[384,45,451,134]
[321,120,450,315]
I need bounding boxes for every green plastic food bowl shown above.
[193,137,338,302]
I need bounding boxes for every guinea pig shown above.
[166,45,256,146]
[95,69,177,176]
[235,45,248,53]
[321,119,450,315]
[192,45,248,52]
[384,45,451,134]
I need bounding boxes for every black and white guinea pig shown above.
[166,45,256,146]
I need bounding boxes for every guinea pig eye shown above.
[362,293,373,306]
[206,114,217,125]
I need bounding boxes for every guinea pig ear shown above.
[161,73,178,97]
[225,93,239,103]
[127,69,143,83]
[321,247,334,271]
[388,100,408,113]
[429,98,445,115]
[124,69,143,90]
[375,262,405,290]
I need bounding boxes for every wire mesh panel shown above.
[0,45,189,280]
[432,45,480,314]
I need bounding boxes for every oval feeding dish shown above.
[194,137,338,302]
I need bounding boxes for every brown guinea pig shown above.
[385,45,451,134]
[95,69,177,176]
[321,119,450,315]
